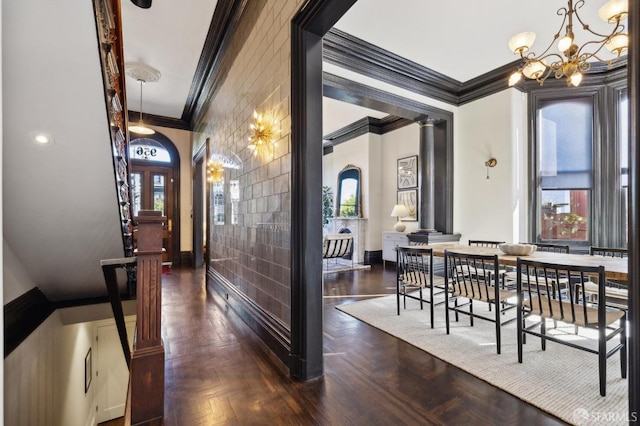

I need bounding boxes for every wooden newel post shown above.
[131,210,165,425]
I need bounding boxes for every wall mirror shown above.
[336,164,362,218]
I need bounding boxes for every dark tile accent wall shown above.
[198,0,304,327]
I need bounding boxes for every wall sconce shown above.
[207,160,224,183]
[485,158,497,179]
[248,110,278,160]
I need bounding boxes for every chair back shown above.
[468,240,504,248]
[523,242,569,253]
[322,234,353,258]
[516,258,607,328]
[590,246,628,258]
[396,247,433,288]
[445,250,499,300]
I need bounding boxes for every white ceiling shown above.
[121,0,219,119]
[335,0,623,82]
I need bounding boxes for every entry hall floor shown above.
[161,265,563,425]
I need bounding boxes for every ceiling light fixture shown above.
[507,0,628,87]
[31,131,54,146]
[248,110,278,160]
[125,62,160,135]
[128,79,155,135]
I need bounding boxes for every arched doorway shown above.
[129,131,181,266]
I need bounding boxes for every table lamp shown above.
[390,204,410,232]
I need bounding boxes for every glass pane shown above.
[619,92,629,244]
[153,174,165,215]
[538,98,593,189]
[339,178,358,217]
[129,138,171,162]
[540,190,589,241]
[213,181,224,225]
[131,173,142,216]
[230,180,240,225]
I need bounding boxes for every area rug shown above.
[336,294,629,426]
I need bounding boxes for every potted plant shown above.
[322,185,334,227]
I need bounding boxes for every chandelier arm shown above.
[521,9,568,62]
[526,52,565,65]
[574,7,625,38]
[575,38,612,60]
[537,65,556,84]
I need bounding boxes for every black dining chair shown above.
[396,246,447,328]
[444,250,518,354]
[516,258,627,396]
[580,247,629,309]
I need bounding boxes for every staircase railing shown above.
[101,257,137,369]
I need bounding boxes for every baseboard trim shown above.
[364,250,382,265]
[180,251,193,268]
[206,267,291,367]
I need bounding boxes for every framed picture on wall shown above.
[397,155,418,189]
[85,347,92,393]
[397,189,418,221]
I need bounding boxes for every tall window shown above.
[531,85,628,250]
[619,91,629,244]
[537,98,592,243]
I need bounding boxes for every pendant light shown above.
[125,62,160,136]
[128,79,154,135]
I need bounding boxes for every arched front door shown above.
[129,134,180,265]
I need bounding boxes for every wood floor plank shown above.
[160,265,565,425]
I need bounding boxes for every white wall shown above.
[5,313,61,426]
[322,87,530,250]
[4,311,132,426]
[3,240,36,304]
[380,123,421,237]
[454,88,528,244]
[366,134,383,251]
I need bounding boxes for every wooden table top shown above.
[399,243,629,281]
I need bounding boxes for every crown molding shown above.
[128,111,191,131]
[180,0,251,127]
[322,28,629,106]
[322,115,412,151]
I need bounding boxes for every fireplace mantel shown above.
[331,217,367,263]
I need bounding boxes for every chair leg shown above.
[419,287,424,310]
[621,314,627,379]
[541,319,546,351]
[599,323,607,396]
[396,280,401,316]
[517,300,523,363]
[495,301,501,354]
[469,300,474,327]
[429,286,434,329]
[445,289,451,335]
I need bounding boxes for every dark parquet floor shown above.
[161,265,566,425]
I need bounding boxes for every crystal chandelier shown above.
[508,0,628,87]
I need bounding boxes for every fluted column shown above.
[419,120,436,231]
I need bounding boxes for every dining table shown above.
[400,243,629,281]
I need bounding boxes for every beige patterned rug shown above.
[336,294,629,426]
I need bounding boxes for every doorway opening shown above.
[129,132,181,267]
